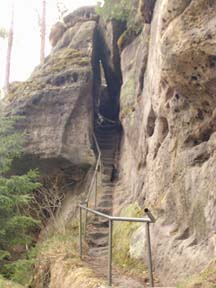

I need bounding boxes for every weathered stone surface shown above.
[129,225,146,260]
[138,0,156,23]
[3,19,97,177]
[115,0,216,285]
[49,22,66,47]
[2,1,216,286]
[120,25,150,120]
[63,6,98,28]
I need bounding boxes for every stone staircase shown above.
[86,122,118,256]
[84,122,146,287]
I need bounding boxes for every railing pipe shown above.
[144,208,156,223]
[84,201,88,239]
[93,133,102,184]
[80,204,110,219]
[79,204,83,259]
[86,133,101,205]
[111,216,151,223]
[146,222,154,287]
[80,205,151,223]
[94,172,97,209]
[108,219,113,286]
[86,163,98,202]
[79,205,155,288]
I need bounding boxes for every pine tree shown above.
[0,115,40,265]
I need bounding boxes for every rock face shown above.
[115,0,216,285]
[3,1,216,286]
[4,18,98,178]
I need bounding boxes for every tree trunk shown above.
[4,4,14,94]
[40,0,46,64]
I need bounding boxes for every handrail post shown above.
[144,208,156,223]
[84,201,88,239]
[100,157,102,186]
[146,222,154,287]
[94,173,97,209]
[108,219,113,286]
[80,203,156,288]
[79,205,83,259]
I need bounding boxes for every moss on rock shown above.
[117,23,143,52]
[0,276,23,288]
[6,48,90,102]
[31,223,106,288]
[113,203,147,275]
[120,68,137,120]
[177,259,216,288]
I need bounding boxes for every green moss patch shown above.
[6,48,90,102]
[31,222,106,288]
[113,203,147,275]
[177,259,216,288]
[117,23,143,52]
[191,200,207,241]
[0,276,23,288]
[120,74,136,120]
[41,48,90,75]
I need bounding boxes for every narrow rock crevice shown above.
[153,117,169,159]
[85,18,146,287]
[92,20,124,121]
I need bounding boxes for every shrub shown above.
[96,0,136,24]
[97,0,143,50]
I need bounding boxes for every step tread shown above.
[88,247,108,256]
[88,231,108,240]
[97,200,112,207]
[88,237,108,247]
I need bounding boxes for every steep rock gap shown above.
[92,20,125,121]
[83,19,147,287]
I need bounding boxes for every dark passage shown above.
[92,21,124,122]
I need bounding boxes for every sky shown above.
[0,0,98,88]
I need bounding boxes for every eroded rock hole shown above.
[209,55,216,68]
[52,72,79,86]
[185,127,213,147]
[72,72,78,82]
[54,76,66,86]
[147,107,156,137]
[199,129,212,143]
[191,75,198,81]
[160,117,169,137]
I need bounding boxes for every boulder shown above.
[4,19,98,177]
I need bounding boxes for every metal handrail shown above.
[85,133,102,207]
[79,203,156,287]
[80,205,152,222]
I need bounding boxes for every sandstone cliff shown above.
[4,17,97,181]
[2,1,216,287]
[116,0,216,285]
